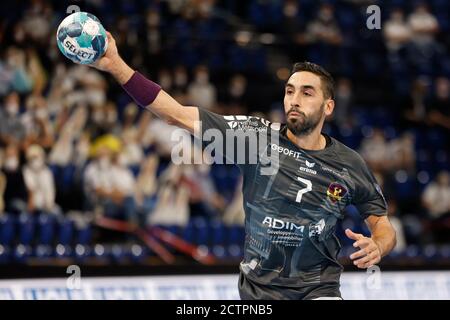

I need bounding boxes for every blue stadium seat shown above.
[76,223,92,245]
[209,220,226,245]
[212,244,226,259]
[18,212,35,245]
[0,214,15,245]
[55,244,72,258]
[14,244,32,263]
[0,244,11,264]
[227,244,243,259]
[58,218,74,245]
[38,213,56,245]
[193,217,209,245]
[110,244,127,263]
[228,224,245,245]
[34,244,53,259]
[130,244,147,263]
[182,221,196,244]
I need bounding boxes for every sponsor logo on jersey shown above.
[262,216,304,232]
[309,219,325,237]
[305,160,315,168]
[326,182,347,203]
[300,166,317,175]
[270,143,302,160]
[321,166,345,178]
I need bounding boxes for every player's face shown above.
[283,71,333,136]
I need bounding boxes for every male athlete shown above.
[89,32,396,300]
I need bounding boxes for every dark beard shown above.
[286,103,324,136]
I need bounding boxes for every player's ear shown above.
[324,99,335,116]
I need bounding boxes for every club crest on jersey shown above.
[326,182,347,203]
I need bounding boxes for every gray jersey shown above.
[197,109,387,290]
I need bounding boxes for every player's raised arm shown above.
[91,32,199,134]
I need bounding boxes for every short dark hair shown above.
[290,62,335,99]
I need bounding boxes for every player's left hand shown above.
[345,229,381,269]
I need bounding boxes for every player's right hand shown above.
[91,31,120,73]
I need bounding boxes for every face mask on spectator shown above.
[196,72,209,85]
[174,71,187,87]
[159,73,172,90]
[98,156,110,169]
[5,103,19,116]
[93,111,103,123]
[319,10,333,23]
[35,108,48,120]
[29,157,45,171]
[106,111,117,123]
[4,157,19,171]
[283,4,298,17]
[117,154,127,167]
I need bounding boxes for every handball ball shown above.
[56,12,108,65]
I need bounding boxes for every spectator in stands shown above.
[120,104,144,167]
[402,76,430,128]
[49,105,88,166]
[0,92,26,148]
[1,144,28,213]
[1,47,33,94]
[428,77,450,131]
[359,128,389,173]
[83,143,115,211]
[384,8,412,53]
[0,149,5,213]
[182,160,226,218]
[422,171,450,221]
[387,132,416,173]
[73,131,91,167]
[332,78,353,125]
[22,144,57,214]
[21,0,52,43]
[147,164,190,227]
[172,65,189,93]
[187,65,217,110]
[279,0,306,60]
[222,177,245,226]
[407,3,439,47]
[224,74,248,114]
[304,4,343,46]
[110,152,138,224]
[21,94,55,150]
[136,154,159,217]
[158,69,173,92]
[406,3,440,73]
[84,141,138,223]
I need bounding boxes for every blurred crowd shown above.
[0,0,449,263]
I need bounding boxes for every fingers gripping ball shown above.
[56,12,108,65]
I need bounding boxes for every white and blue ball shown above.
[56,12,108,65]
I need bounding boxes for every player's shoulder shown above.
[329,136,367,168]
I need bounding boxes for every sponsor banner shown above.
[0,272,449,300]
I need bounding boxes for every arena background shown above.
[0,0,449,300]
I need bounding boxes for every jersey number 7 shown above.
[296,177,312,203]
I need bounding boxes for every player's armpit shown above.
[365,215,397,258]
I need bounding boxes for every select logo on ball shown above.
[63,37,96,62]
